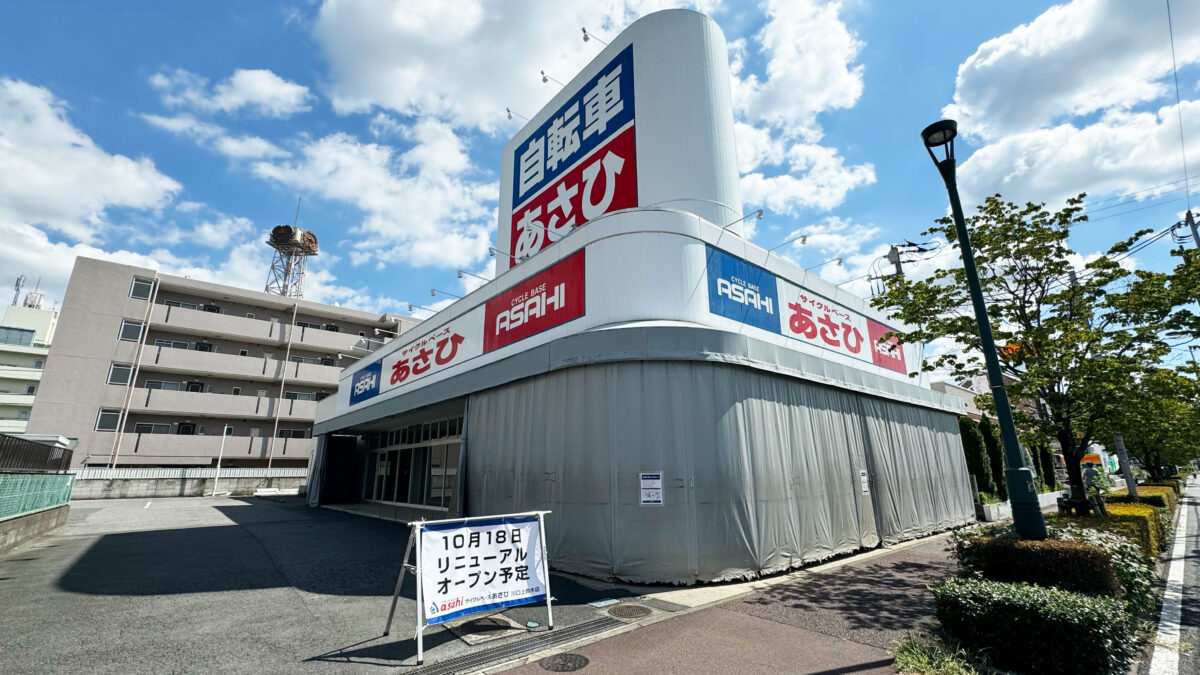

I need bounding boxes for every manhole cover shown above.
[607,603,652,619]
[539,653,590,672]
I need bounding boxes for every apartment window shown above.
[33,359,44,369]
[133,423,171,434]
[246,313,255,319]
[194,343,213,352]
[224,426,234,436]
[129,278,153,300]
[284,391,314,401]
[256,388,268,397]
[296,320,322,330]
[277,429,308,439]
[17,410,29,420]
[118,320,143,341]
[25,384,36,395]
[238,349,249,357]
[145,380,181,391]
[207,385,217,394]
[164,300,198,311]
[107,363,133,385]
[154,339,188,350]
[249,428,261,438]
[232,387,241,396]
[95,409,121,431]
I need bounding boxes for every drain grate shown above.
[413,616,622,675]
[539,653,590,672]
[607,603,652,619]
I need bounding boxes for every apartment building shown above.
[0,295,58,433]
[26,257,418,468]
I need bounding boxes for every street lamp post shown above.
[211,424,232,497]
[921,119,1047,540]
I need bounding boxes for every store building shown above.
[309,9,975,584]
[25,257,419,467]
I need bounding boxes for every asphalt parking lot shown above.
[0,497,643,674]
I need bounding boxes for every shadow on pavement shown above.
[735,557,951,633]
[57,498,410,596]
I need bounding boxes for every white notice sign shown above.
[859,470,870,494]
[640,472,663,506]
[419,515,548,625]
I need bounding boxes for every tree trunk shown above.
[1059,434,1090,515]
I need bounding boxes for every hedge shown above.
[951,536,1120,596]
[1106,502,1164,554]
[933,578,1137,675]
[1145,479,1181,496]
[1047,514,1155,557]
[950,523,1156,617]
[1109,485,1176,515]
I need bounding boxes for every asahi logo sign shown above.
[484,251,586,352]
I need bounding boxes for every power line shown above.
[1166,0,1193,211]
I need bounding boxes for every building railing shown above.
[71,467,309,480]
[0,434,73,473]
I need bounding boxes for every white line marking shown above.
[1150,483,1191,675]
[144,501,151,509]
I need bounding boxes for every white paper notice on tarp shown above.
[419,515,547,625]
[860,470,870,494]
[640,472,663,506]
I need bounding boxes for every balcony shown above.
[126,389,317,421]
[0,365,42,382]
[140,346,340,387]
[149,304,385,355]
[0,393,35,407]
[118,433,314,465]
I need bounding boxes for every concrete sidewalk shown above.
[505,536,955,674]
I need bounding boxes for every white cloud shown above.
[142,113,289,160]
[957,102,1200,208]
[729,0,875,216]
[150,68,313,117]
[944,0,1200,141]
[946,0,1200,208]
[251,118,496,269]
[740,143,876,215]
[0,78,180,243]
[313,0,718,131]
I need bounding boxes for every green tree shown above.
[872,195,1194,508]
[978,416,1007,499]
[1099,367,1200,480]
[958,416,995,496]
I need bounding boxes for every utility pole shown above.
[1113,434,1138,499]
[1188,210,1198,249]
[887,245,905,279]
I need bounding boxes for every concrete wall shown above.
[0,504,69,554]
[70,476,306,499]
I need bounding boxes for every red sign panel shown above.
[508,125,638,267]
[484,250,586,352]
[868,319,907,374]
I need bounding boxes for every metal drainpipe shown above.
[266,303,299,471]
[108,273,161,468]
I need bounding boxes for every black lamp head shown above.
[921,119,958,166]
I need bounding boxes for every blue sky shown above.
[1,0,1197,364]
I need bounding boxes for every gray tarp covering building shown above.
[465,360,973,584]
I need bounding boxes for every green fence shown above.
[0,473,75,522]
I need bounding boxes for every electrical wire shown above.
[1166,0,1193,212]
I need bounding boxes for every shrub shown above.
[1106,502,1163,554]
[1109,485,1176,515]
[1145,479,1181,496]
[950,523,1156,617]
[934,578,1136,675]
[977,417,1006,500]
[1048,514,1155,557]
[891,631,982,675]
[958,417,995,497]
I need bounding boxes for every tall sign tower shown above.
[264,225,318,298]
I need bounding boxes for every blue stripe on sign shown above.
[426,594,548,626]
[423,515,539,532]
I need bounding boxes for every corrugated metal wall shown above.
[465,360,973,584]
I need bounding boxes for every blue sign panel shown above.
[511,44,636,206]
[349,361,382,406]
[706,245,781,334]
